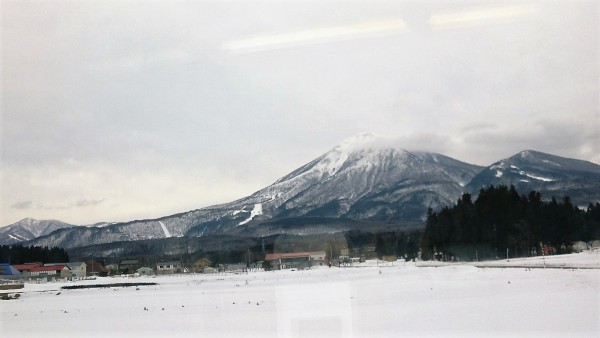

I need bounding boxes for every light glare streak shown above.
[429,4,537,30]
[223,19,409,53]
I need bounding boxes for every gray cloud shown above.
[1,1,597,225]
[74,199,106,207]
[11,201,33,210]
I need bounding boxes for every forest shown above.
[420,185,600,261]
[0,244,69,264]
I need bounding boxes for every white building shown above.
[156,261,183,274]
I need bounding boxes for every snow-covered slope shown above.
[466,150,600,205]
[0,218,77,245]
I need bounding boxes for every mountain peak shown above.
[516,150,553,159]
[0,218,77,245]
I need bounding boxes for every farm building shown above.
[265,251,326,270]
[30,265,70,278]
[12,263,41,275]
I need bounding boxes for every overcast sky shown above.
[1,0,598,226]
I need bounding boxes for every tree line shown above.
[0,244,70,264]
[421,185,600,261]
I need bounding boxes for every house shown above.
[119,259,142,274]
[136,267,154,276]
[189,258,211,273]
[43,262,88,278]
[65,262,87,278]
[156,261,183,274]
[264,251,326,270]
[85,261,109,276]
[0,263,21,276]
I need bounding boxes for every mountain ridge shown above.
[3,135,600,249]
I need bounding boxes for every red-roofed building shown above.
[265,251,326,270]
[30,265,70,278]
[12,263,42,275]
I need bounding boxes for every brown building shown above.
[85,261,109,276]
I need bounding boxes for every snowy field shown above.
[1,252,599,338]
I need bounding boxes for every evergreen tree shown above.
[421,185,599,261]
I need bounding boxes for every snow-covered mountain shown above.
[466,150,600,206]
[182,133,482,237]
[10,135,600,249]
[0,218,77,245]
[20,134,481,248]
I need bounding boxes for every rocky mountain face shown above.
[7,136,600,249]
[0,218,77,245]
[466,150,600,205]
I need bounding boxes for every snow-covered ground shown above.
[417,249,600,269]
[1,252,599,338]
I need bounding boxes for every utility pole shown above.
[540,242,546,268]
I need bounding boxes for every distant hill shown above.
[466,150,600,205]
[0,218,77,245]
